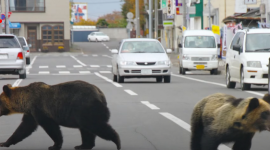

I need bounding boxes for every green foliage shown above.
[108,18,127,28]
[96,19,109,27]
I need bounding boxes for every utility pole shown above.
[136,0,140,38]
[154,0,158,39]
[149,0,152,38]
[5,0,9,34]
[208,0,211,30]
[183,0,187,28]
[187,4,189,29]
[0,0,2,34]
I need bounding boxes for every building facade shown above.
[1,0,70,52]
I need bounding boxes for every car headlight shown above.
[157,60,171,66]
[211,54,218,60]
[247,61,262,68]
[119,61,136,66]
[183,55,189,60]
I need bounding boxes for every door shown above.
[228,32,240,79]
[27,26,37,52]
[233,32,245,80]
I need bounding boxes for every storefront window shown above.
[42,25,64,45]
[42,25,53,45]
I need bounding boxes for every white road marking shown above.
[171,73,265,97]
[39,71,50,74]
[103,55,113,59]
[83,55,88,56]
[106,46,109,49]
[73,65,83,68]
[124,90,138,95]
[39,66,48,68]
[94,72,122,87]
[70,55,87,66]
[59,71,70,74]
[56,65,66,68]
[99,71,111,73]
[160,112,231,150]
[12,79,23,87]
[28,74,93,76]
[79,71,91,74]
[26,56,37,74]
[107,65,112,67]
[90,65,100,68]
[92,54,98,57]
[141,101,160,110]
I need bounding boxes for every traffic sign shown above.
[127,12,134,19]
[163,20,173,27]
[1,14,5,20]
[8,12,12,18]
[161,0,166,9]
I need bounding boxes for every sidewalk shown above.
[168,52,226,75]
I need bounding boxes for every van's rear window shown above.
[0,36,20,48]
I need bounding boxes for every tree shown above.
[74,19,97,26]
[97,11,127,28]
[96,19,109,27]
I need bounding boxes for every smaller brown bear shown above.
[191,93,270,150]
[0,81,121,150]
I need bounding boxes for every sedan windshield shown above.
[184,36,216,48]
[246,34,270,52]
[120,41,165,53]
[96,33,106,36]
[0,36,20,48]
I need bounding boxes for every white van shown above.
[178,30,220,75]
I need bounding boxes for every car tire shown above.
[164,76,171,83]
[240,67,251,91]
[226,66,236,89]
[181,67,186,75]
[26,58,30,65]
[117,67,124,83]
[179,66,182,74]
[156,77,163,83]
[210,68,218,75]
[96,38,98,42]
[113,74,117,82]
[19,72,26,79]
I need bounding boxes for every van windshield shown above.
[246,34,270,52]
[184,36,216,48]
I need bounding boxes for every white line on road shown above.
[92,54,98,57]
[73,65,83,68]
[79,71,91,74]
[39,71,50,74]
[124,90,138,95]
[26,55,37,74]
[107,65,112,67]
[94,72,122,87]
[56,65,66,68]
[171,73,264,97]
[103,55,113,59]
[83,55,88,56]
[99,71,111,73]
[39,66,48,68]
[141,101,160,110]
[12,79,23,87]
[90,65,100,68]
[70,55,87,66]
[59,71,70,74]
[159,112,231,150]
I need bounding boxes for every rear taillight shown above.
[17,52,23,59]
[27,50,29,52]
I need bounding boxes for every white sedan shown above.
[88,32,110,42]
[111,38,172,83]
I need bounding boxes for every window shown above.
[42,25,64,45]
[120,41,165,53]
[10,0,45,12]
[184,36,216,48]
[0,36,21,48]
[246,33,270,52]
[230,32,240,49]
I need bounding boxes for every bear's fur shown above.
[190,93,270,150]
[0,80,121,150]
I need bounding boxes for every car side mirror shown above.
[233,45,241,54]
[23,46,28,51]
[178,43,182,48]
[111,49,118,54]
[217,44,221,48]
[166,49,172,53]
[28,44,32,48]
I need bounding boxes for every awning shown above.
[1,20,21,29]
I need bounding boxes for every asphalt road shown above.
[0,39,270,150]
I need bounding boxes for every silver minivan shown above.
[18,36,31,65]
[0,34,27,79]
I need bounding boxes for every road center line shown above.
[70,55,86,66]
[12,79,23,87]
[102,55,112,59]
[141,101,160,110]
[159,112,231,150]
[94,72,122,87]
[171,73,265,97]
[124,90,138,95]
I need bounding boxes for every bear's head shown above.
[234,97,270,132]
[0,84,14,116]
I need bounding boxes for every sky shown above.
[72,0,125,20]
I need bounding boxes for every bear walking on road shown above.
[190,93,270,150]
[0,80,121,150]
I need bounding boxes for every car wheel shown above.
[113,74,117,82]
[96,38,98,42]
[156,77,163,83]
[179,66,182,74]
[181,67,186,75]
[210,68,218,75]
[26,58,30,65]
[240,67,251,91]
[226,66,236,89]
[19,72,26,79]
[164,76,171,83]
[117,67,124,83]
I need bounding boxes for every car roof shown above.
[237,28,270,34]
[121,38,159,42]
[0,34,16,37]
[183,30,215,36]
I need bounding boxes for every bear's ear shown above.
[3,85,11,97]
[262,93,270,104]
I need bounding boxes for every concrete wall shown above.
[98,28,128,40]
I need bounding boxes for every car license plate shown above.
[196,65,205,69]
[0,54,8,59]
[141,69,152,75]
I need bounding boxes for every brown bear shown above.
[190,93,270,150]
[0,80,121,150]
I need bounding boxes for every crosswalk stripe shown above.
[56,65,66,68]
[39,66,48,68]
[59,71,70,74]
[90,65,100,67]
[79,71,91,74]
[99,71,111,73]
[107,65,112,68]
[39,71,50,74]
[73,65,83,68]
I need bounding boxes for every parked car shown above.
[88,32,110,42]
[226,28,270,90]
[111,38,172,83]
[0,34,27,79]
[178,30,220,75]
[17,36,31,65]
